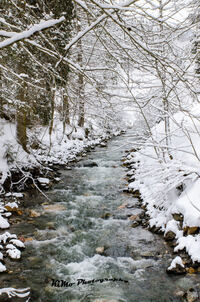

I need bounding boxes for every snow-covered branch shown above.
[55,0,139,67]
[0,30,16,37]
[0,17,65,49]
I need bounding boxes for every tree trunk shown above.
[16,82,28,153]
[77,22,85,128]
[16,108,28,152]
[63,92,70,134]
[159,0,171,159]
[78,72,84,127]
[49,86,55,150]
[0,69,3,119]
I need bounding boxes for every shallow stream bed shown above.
[1,132,200,302]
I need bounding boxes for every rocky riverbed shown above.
[1,131,200,302]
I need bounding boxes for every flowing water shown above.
[1,132,200,302]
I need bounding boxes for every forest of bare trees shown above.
[0,0,199,192]
[2,1,200,300]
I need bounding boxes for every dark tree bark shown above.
[77,22,85,128]
[16,82,29,153]
[63,93,70,134]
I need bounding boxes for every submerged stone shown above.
[82,161,98,167]
[129,214,140,221]
[43,204,66,212]
[96,247,105,254]
[186,288,199,302]
[117,203,128,210]
[100,142,107,147]
[101,213,111,219]
[131,221,140,228]
[29,210,41,218]
[164,231,176,241]
[174,290,185,298]
[187,267,196,274]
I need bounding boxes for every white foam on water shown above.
[52,189,71,194]
[68,242,86,257]
[49,253,156,284]
[35,226,71,242]
[27,237,59,247]
[99,218,129,230]
[132,268,146,281]
[75,195,104,204]
[116,257,155,270]
[50,254,114,281]
[65,208,80,216]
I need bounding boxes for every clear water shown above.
[1,132,199,302]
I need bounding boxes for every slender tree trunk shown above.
[77,22,85,127]
[78,72,84,127]
[16,82,28,153]
[194,8,200,74]
[49,84,55,149]
[63,92,70,134]
[159,0,170,158]
[0,69,3,119]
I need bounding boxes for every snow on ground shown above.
[175,235,200,262]
[5,192,23,198]
[0,116,122,193]
[168,256,185,270]
[128,102,200,266]
[0,228,24,272]
[31,119,121,166]
[0,118,38,191]
[0,287,30,299]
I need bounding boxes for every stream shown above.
[1,131,200,302]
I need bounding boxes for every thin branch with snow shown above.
[0,17,65,49]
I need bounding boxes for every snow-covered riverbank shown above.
[124,104,200,273]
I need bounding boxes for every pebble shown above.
[164,230,176,241]
[131,221,140,228]
[187,267,196,274]
[28,256,41,264]
[96,247,105,254]
[24,237,33,242]
[140,251,156,258]
[186,288,199,302]
[100,142,107,147]
[117,203,128,210]
[101,213,111,219]
[43,204,66,212]
[129,214,139,221]
[174,290,185,297]
[29,210,41,217]
[47,222,55,230]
